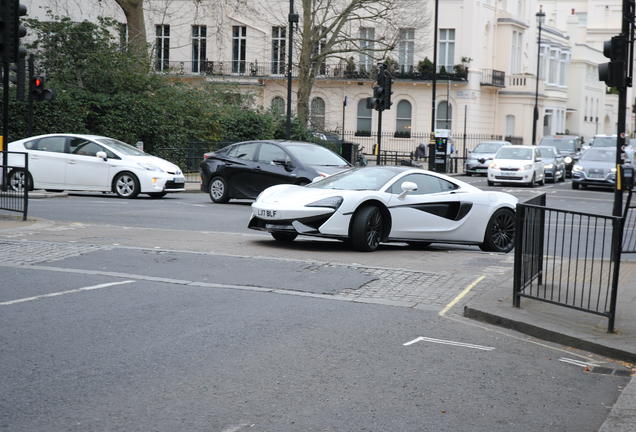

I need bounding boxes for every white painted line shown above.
[404,336,495,351]
[439,275,486,316]
[559,357,601,368]
[0,280,135,306]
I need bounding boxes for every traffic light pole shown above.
[28,54,33,135]
[2,61,8,192]
[376,109,383,165]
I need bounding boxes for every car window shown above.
[257,143,291,164]
[539,148,554,158]
[473,143,503,153]
[389,173,457,195]
[34,137,66,153]
[496,147,533,160]
[308,166,395,191]
[593,137,616,147]
[227,143,258,161]
[285,144,349,166]
[580,148,616,162]
[23,140,36,149]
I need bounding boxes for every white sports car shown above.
[248,166,518,252]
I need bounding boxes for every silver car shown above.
[465,141,511,176]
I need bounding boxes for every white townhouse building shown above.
[23,0,635,152]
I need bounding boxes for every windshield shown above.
[96,138,146,156]
[540,138,576,152]
[473,143,504,153]
[592,137,617,148]
[580,148,616,162]
[495,147,533,160]
[286,143,349,166]
[539,148,555,158]
[307,166,398,191]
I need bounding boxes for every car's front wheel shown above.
[479,208,515,253]
[572,182,580,189]
[113,172,140,198]
[351,205,383,252]
[209,176,229,203]
[8,169,32,192]
[271,232,297,242]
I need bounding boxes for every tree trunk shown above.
[114,0,147,54]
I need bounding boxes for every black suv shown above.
[538,135,582,177]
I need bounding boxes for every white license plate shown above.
[476,168,488,173]
[501,171,517,176]
[174,177,185,183]
[589,174,604,179]
[256,209,280,219]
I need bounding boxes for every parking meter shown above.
[434,129,451,173]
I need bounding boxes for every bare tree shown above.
[114,0,147,51]
[275,0,432,126]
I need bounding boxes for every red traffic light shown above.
[33,76,44,89]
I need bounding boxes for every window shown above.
[398,29,414,72]
[436,101,452,130]
[119,23,128,49]
[538,45,547,80]
[505,115,515,137]
[357,99,372,133]
[439,29,455,71]
[359,28,375,72]
[511,31,522,74]
[232,26,247,74]
[270,96,285,115]
[312,27,327,75]
[559,52,568,86]
[227,143,258,160]
[389,173,458,195]
[35,137,66,153]
[272,27,286,75]
[309,97,326,130]
[548,48,557,84]
[395,100,412,133]
[257,143,291,164]
[70,141,106,157]
[155,25,170,71]
[192,25,206,74]
[576,13,587,26]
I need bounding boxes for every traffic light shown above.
[1,0,27,64]
[31,75,56,102]
[384,73,393,110]
[374,65,386,111]
[598,34,628,88]
[9,56,24,100]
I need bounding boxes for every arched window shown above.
[436,101,452,130]
[309,97,326,130]
[356,99,372,133]
[270,96,285,116]
[395,100,412,134]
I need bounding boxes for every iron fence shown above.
[513,193,622,332]
[0,152,28,220]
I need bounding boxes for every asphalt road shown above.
[1,177,632,431]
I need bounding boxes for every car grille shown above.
[500,168,519,171]
[164,181,185,190]
[495,176,523,180]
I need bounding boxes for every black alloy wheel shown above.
[351,205,383,252]
[479,208,515,253]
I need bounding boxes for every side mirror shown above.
[398,181,418,200]
[96,151,108,160]
[536,157,542,162]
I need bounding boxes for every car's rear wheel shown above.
[209,176,229,203]
[8,169,32,192]
[271,232,297,242]
[487,180,494,186]
[113,172,140,198]
[528,174,536,188]
[479,208,515,253]
[147,192,168,198]
[351,205,383,252]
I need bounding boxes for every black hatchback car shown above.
[200,140,352,203]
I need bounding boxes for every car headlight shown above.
[138,163,164,172]
[611,167,617,173]
[523,164,533,171]
[489,162,499,169]
[544,163,554,169]
[573,165,583,172]
[306,196,343,210]
[564,156,573,164]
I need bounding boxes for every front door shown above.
[29,136,68,188]
[65,138,111,189]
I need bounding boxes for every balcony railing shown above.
[159,60,468,82]
[481,69,506,87]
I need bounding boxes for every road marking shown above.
[404,336,495,351]
[559,357,601,368]
[0,280,135,306]
[438,275,486,316]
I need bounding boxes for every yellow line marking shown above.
[439,275,486,316]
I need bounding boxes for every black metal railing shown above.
[160,60,469,83]
[0,152,29,220]
[513,193,623,332]
[481,69,506,87]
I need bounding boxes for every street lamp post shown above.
[532,7,545,146]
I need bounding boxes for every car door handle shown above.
[68,160,77,164]
[30,155,39,160]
